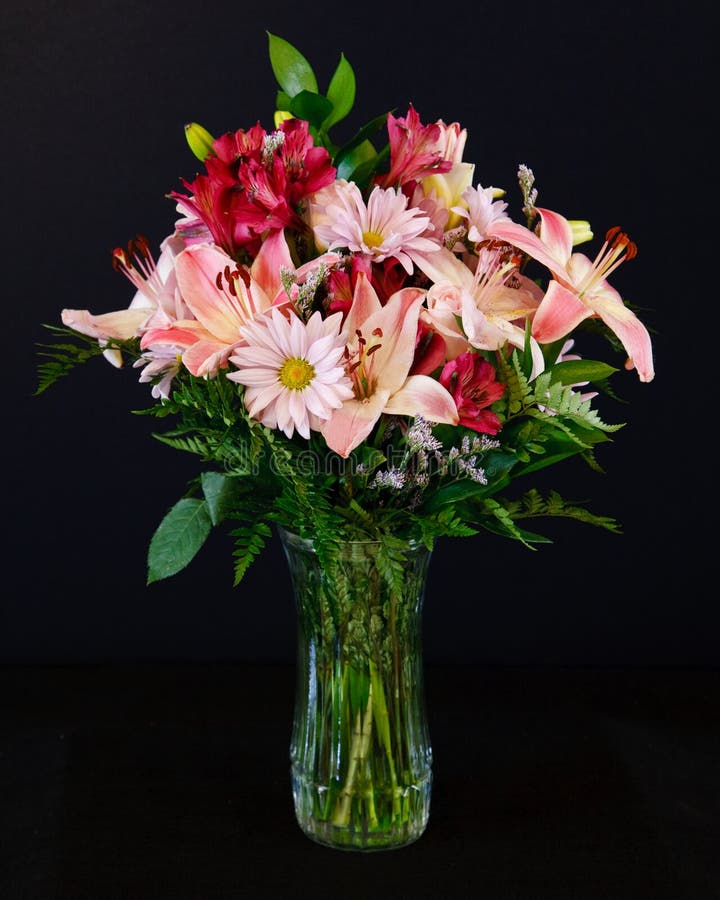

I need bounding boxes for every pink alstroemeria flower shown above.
[487,208,654,382]
[321,274,459,458]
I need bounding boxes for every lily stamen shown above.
[577,226,637,296]
[111,234,165,299]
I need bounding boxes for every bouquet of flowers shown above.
[37,34,654,850]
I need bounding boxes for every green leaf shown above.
[332,111,391,167]
[546,359,619,386]
[336,139,376,180]
[422,479,491,513]
[147,498,213,584]
[289,90,334,129]
[323,52,356,130]
[275,90,292,111]
[201,471,241,526]
[511,430,612,478]
[347,143,390,189]
[267,32,318,97]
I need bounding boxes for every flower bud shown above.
[274,110,294,128]
[568,220,593,246]
[184,122,215,162]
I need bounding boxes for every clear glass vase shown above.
[279,527,433,851]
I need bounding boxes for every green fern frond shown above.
[479,498,538,547]
[34,328,107,395]
[231,520,272,585]
[496,351,533,416]
[531,374,623,432]
[152,432,213,457]
[376,534,409,596]
[501,489,621,533]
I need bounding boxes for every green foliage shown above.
[34,326,121,395]
[267,33,319,97]
[500,488,621,533]
[231,520,272,586]
[268,33,360,154]
[147,497,213,584]
[267,34,392,188]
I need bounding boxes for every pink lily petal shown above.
[343,271,382,337]
[410,247,474,290]
[249,229,294,302]
[587,287,655,383]
[355,288,426,395]
[487,220,571,286]
[61,308,150,341]
[175,245,253,343]
[534,208,574,265]
[383,375,458,424]
[140,321,213,352]
[182,338,238,377]
[531,281,593,344]
[321,392,390,458]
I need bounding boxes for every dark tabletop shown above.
[1,664,719,900]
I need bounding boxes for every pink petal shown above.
[174,245,246,343]
[61,308,150,341]
[590,289,655,383]
[535,208,574,265]
[486,220,570,284]
[357,288,426,394]
[182,339,236,377]
[410,247,474,290]
[321,392,390,458]
[140,321,211,351]
[532,281,593,344]
[250,229,294,301]
[343,271,382,336]
[384,375,459,424]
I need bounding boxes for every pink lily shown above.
[487,208,654,382]
[321,274,459,457]
[61,233,185,366]
[414,245,545,377]
[140,230,338,377]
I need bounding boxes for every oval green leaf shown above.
[147,498,212,584]
[549,359,619,385]
[267,33,318,97]
[289,90,334,129]
[323,53,356,130]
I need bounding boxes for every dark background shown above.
[3,3,718,898]
[2,0,711,666]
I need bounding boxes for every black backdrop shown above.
[2,0,711,666]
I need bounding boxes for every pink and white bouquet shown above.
[38,34,654,583]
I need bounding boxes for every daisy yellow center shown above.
[362,230,385,249]
[279,356,315,390]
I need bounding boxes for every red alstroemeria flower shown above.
[439,352,505,435]
[171,119,335,262]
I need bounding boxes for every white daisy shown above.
[228,308,354,440]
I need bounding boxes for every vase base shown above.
[298,824,427,852]
[291,767,431,852]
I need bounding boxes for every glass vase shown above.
[278,527,433,851]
